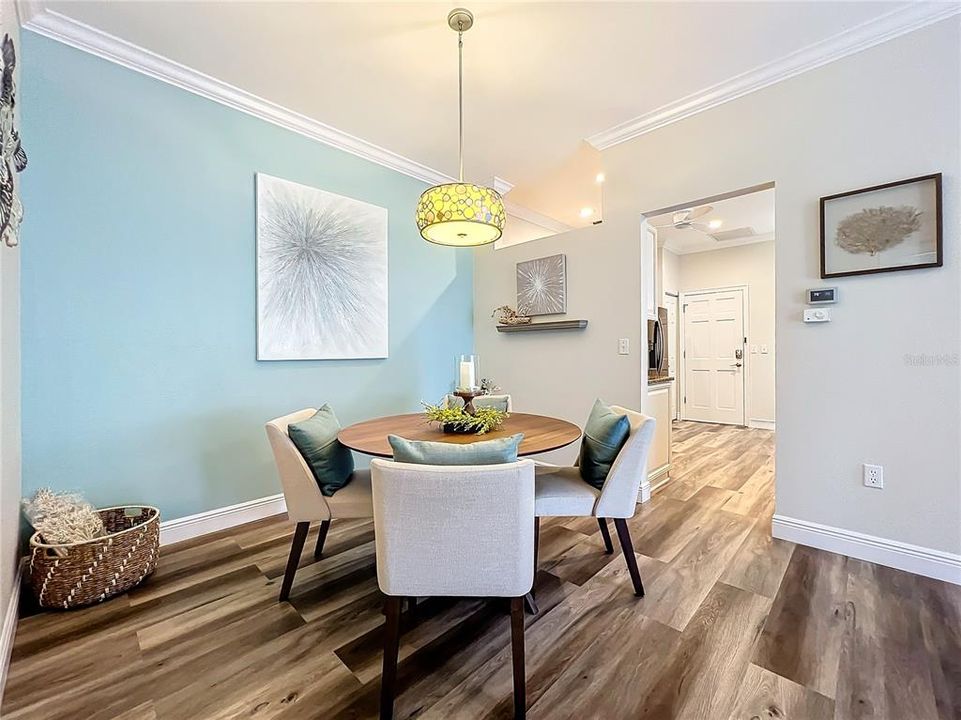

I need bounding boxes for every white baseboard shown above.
[650,471,672,495]
[638,480,651,504]
[159,493,287,546]
[748,419,776,431]
[0,562,24,707]
[772,514,961,585]
[640,466,670,504]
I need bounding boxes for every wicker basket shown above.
[28,506,160,610]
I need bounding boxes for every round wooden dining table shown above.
[338,412,581,458]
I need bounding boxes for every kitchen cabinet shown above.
[642,379,673,501]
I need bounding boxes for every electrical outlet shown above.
[863,463,883,489]
[618,338,630,355]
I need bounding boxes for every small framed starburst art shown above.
[516,253,567,316]
[820,173,942,279]
[256,174,388,360]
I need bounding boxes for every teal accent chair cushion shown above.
[287,405,355,496]
[388,433,524,465]
[578,399,631,490]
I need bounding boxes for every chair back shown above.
[265,409,332,522]
[593,406,656,518]
[370,459,535,597]
[442,393,513,412]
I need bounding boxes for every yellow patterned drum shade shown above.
[416,182,506,246]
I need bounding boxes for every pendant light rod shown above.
[448,8,473,183]
[458,30,464,182]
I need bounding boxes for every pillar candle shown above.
[459,360,475,390]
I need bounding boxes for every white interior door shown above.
[682,288,745,425]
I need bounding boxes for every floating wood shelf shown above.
[496,320,589,333]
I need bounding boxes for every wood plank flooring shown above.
[5,421,960,719]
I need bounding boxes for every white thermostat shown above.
[807,287,838,304]
[803,308,831,323]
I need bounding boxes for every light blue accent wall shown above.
[19,33,474,520]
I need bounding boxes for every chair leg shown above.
[510,596,527,720]
[279,522,310,602]
[612,519,644,597]
[380,596,403,720]
[314,519,331,560]
[597,518,614,554]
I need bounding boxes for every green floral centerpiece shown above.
[422,402,508,435]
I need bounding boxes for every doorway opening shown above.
[640,184,776,499]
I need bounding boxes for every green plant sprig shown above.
[422,402,508,434]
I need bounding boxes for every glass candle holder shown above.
[454,354,479,392]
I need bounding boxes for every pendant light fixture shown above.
[416,8,506,247]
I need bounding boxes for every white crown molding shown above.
[772,514,961,586]
[492,176,515,196]
[18,4,566,230]
[19,5,454,187]
[159,493,287,546]
[26,2,953,231]
[588,2,961,150]
[503,201,573,234]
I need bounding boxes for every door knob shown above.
[730,362,742,368]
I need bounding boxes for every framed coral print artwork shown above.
[820,173,942,279]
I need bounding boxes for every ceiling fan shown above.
[651,205,714,234]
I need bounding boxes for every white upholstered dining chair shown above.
[370,458,535,720]
[534,405,655,598]
[265,408,373,602]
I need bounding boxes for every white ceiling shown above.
[649,188,775,255]
[38,1,931,223]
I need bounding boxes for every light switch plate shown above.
[618,338,630,355]
[803,308,831,323]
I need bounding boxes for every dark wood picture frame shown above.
[819,173,942,279]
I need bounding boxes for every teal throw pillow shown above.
[578,399,631,490]
[287,405,355,496]
[388,433,523,465]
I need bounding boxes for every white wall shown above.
[475,19,960,556]
[0,0,22,685]
[475,223,640,466]
[495,214,557,250]
[678,241,775,424]
[660,246,680,301]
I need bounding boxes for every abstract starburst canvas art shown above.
[516,253,567,316]
[256,174,388,360]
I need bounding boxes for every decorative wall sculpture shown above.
[820,174,942,278]
[1,34,27,248]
